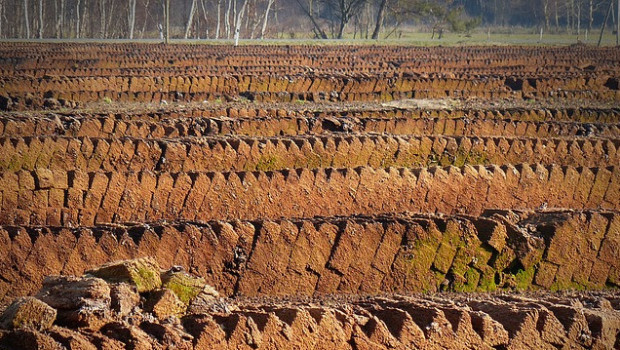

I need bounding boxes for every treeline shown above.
[0,0,618,39]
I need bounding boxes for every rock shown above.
[110,283,140,317]
[0,297,56,330]
[35,168,55,189]
[0,329,64,349]
[139,321,194,349]
[161,269,217,305]
[145,289,186,320]
[36,276,112,330]
[101,321,158,349]
[86,257,162,293]
[37,276,111,310]
[48,326,97,350]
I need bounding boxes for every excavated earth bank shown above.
[0,43,619,349]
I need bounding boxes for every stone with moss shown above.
[514,267,536,291]
[86,257,162,293]
[0,297,56,330]
[161,269,219,305]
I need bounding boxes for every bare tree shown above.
[141,0,151,38]
[261,0,275,39]
[200,0,210,38]
[75,0,81,38]
[128,0,137,39]
[165,0,170,43]
[38,0,43,38]
[234,0,249,45]
[0,0,4,38]
[334,0,367,39]
[56,0,64,38]
[185,0,197,38]
[295,0,328,38]
[100,0,106,38]
[372,0,387,39]
[215,0,222,38]
[225,0,232,38]
[24,0,31,38]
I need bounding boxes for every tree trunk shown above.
[199,0,209,38]
[216,0,221,39]
[599,0,613,46]
[184,0,197,39]
[543,0,550,29]
[0,0,3,38]
[232,0,237,37]
[577,1,581,36]
[566,0,572,34]
[588,0,594,32]
[141,0,150,38]
[234,0,248,45]
[24,0,30,38]
[128,0,137,39]
[260,0,275,39]
[554,0,559,29]
[75,0,81,38]
[57,0,64,38]
[295,0,328,39]
[38,0,43,38]
[371,0,387,39]
[165,0,170,43]
[100,0,106,38]
[617,0,619,45]
[225,0,232,38]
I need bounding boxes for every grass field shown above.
[2,32,618,46]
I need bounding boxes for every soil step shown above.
[3,111,620,138]
[1,135,617,173]
[1,163,618,226]
[0,210,618,306]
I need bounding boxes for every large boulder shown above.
[0,297,56,331]
[86,257,162,293]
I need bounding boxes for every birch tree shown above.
[24,0,30,38]
[38,0,43,38]
[185,0,197,38]
[128,0,137,39]
[215,0,222,38]
[56,0,64,38]
[0,0,4,37]
[75,0,81,38]
[225,0,232,38]
[234,0,249,45]
[260,0,275,39]
[200,0,210,38]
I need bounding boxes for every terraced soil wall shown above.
[0,43,618,349]
[1,211,618,307]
